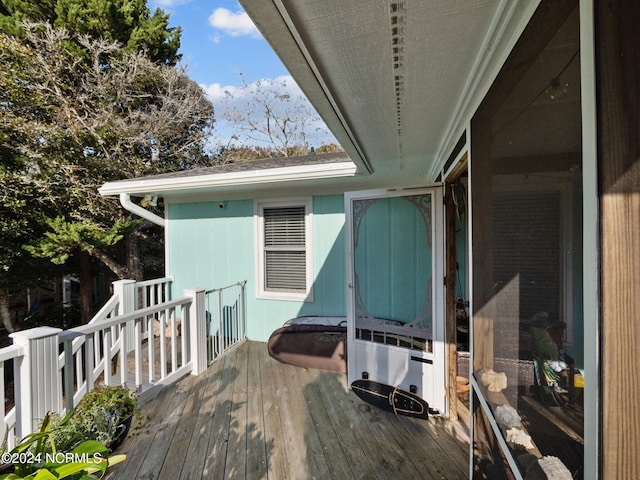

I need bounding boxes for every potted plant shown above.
[51,385,142,453]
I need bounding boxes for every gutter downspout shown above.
[119,193,165,227]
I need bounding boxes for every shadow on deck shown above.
[106,341,470,479]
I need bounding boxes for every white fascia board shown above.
[99,161,358,196]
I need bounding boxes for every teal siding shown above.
[167,195,346,342]
[168,200,254,293]
[302,195,346,317]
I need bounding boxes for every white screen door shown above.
[345,188,446,413]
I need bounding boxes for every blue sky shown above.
[150,0,286,89]
[148,0,336,149]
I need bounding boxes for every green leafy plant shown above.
[50,386,142,452]
[0,411,125,479]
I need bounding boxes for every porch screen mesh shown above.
[264,206,306,291]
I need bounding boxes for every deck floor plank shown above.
[300,368,357,480]
[269,354,333,479]
[132,374,198,480]
[157,361,211,480]
[225,341,249,479]
[335,380,428,480]
[398,415,470,478]
[201,345,238,479]
[102,382,170,480]
[177,350,229,480]
[256,342,289,480]
[314,366,422,480]
[304,368,385,480]
[245,342,269,478]
[107,341,470,479]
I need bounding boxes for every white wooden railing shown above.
[205,281,247,363]
[0,278,246,449]
[0,344,24,450]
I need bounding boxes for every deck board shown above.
[202,347,237,479]
[177,352,226,480]
[257,343,289,479]
[106,341,470,479]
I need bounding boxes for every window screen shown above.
[492,190,562,322]
[470,2,583,477]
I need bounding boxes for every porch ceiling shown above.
[239,0,534,182]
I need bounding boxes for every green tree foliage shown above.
[0,23,214,324]
[0,0,180,64]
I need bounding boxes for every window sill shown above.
[257,290,314,302]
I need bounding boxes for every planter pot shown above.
[108,415,133,452]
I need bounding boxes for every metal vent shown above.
[390,1,406,159]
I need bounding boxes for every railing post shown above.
[113,279,136,353]
[10,327,63,438]
[113,279,136,314]
[184,288,207,376]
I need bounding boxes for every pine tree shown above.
[0,20,213,325]
[0,0,180,64]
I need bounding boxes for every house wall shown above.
[166,194,346,342]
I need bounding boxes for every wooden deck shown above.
[106,341,470,479]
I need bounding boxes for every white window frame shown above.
[255,197,314,302]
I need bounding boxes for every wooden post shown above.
[185,288,207,376]
[113,279,136,314]
[113,279,136,354]
[596,1,640,477]
[10,327,63,437]
[445,184,459,421]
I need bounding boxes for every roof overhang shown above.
[99,159,358,198]
[99,2,541,203]
[239,0,539,181]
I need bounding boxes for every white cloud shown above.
[208,7,261,39]
[201,82,239,102]
[201,75,304,107]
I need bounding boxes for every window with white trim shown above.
[256,199,313,301]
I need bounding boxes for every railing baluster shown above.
[218,289,224,351]
[63,338,74,412]
[159,310,167,379]
[119,321,127,385]
[150,285,155,308]
[240,283,246,340]
[135,317,143,391]
[147,314,155,383]
[103,328,112,386]
[75,343,83,397]
[85,333,95,393]
[181,304,187,368]
[202,281,247,364]
[170,308,177,372]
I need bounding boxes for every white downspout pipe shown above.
[119,193,165,227]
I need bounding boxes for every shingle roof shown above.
[116,151,352,183]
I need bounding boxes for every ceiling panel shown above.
[241,0,532,182]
